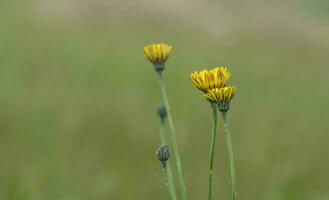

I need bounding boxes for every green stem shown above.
[221,112,237,200]
[208,103,218,200]
[159,120,177,200]
[158,72,188,200]
[160,162,176,200]
[159,119,166,143]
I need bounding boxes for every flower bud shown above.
[157,103,167,120]
[156,144,170,162]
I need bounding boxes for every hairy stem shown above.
[159,119,177,200]
[221,112,237,200]
[158,72,187,200]
[208,103,218,200]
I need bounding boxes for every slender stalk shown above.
[160,162,177,200]
[158,72,188,200]
[159,119,166,142]
[221,112,237,200]
[208,103,218,200]
[159,120,177,200]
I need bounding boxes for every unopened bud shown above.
[157,103,167,120]
[156,144,170,163]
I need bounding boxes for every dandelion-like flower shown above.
[190,67,231,93]
[144,43,172,72]
[204,86,237,112]
[189,66,237,200]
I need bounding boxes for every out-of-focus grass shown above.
[0,1,329,200]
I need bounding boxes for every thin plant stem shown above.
[159,119,177,200]
[160,162,177,200]
[221,112,237,200]
[208,103,218,200]
[158,72,188,200]
[159,119,166,143]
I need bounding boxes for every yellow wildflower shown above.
[144,43,172,71]
[204,86,237,111]
[190,67,231,93]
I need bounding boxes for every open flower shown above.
[144,43,172,72]
[190,67,231,93]
[204,86,237,112]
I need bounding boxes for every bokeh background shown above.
[1,0,329,199]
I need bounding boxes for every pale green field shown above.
[0,1,329,199]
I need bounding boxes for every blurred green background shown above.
[0,0,329,199]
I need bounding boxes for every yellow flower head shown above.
[190,67,231,93]
[204,86,236,102]
[144,43,172,71]
[204,86,237,112]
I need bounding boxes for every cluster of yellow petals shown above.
[144,43,172,65]
[204,86,237,103]
[190,66,236,103]
[190,67,231,93]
